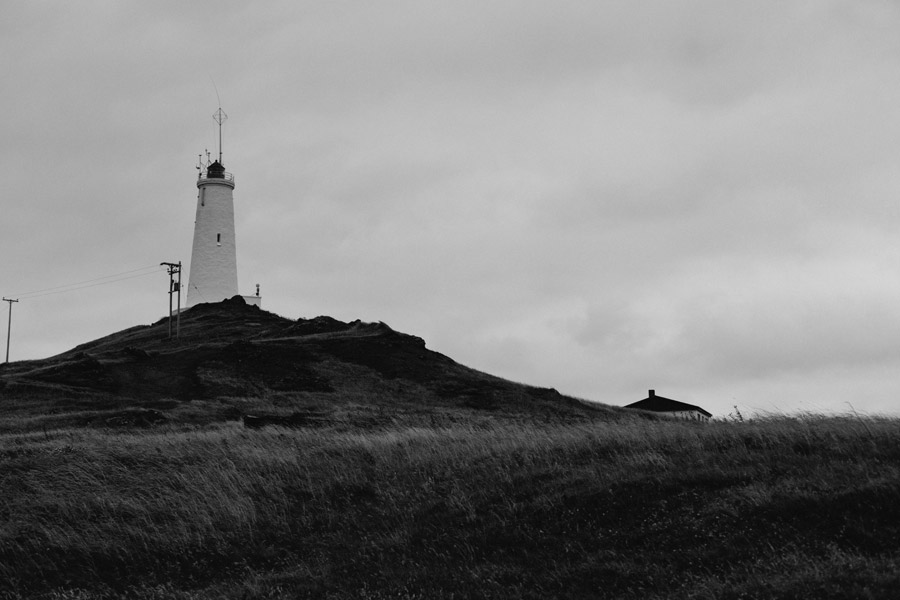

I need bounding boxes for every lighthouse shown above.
[187,108,260,308]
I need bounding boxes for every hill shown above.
[0,297,618,433]
[2,299,899,599]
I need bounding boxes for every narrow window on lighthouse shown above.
[216,233,221,246]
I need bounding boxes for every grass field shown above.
[2,410,899,599]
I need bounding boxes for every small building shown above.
[626,390,711,422]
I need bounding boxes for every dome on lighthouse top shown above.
[207,160,226,179]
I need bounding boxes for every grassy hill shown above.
[1,299,898,599]
[0,297,614,433]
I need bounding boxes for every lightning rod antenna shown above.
[213,107,227,164]
[210,78,226,164]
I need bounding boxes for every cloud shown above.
[3,1,900,417]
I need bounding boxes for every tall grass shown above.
[2,415,899,599]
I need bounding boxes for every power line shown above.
[16,271,162,300]
[9,265,164,300]
[1,264,183,361]
[9,264,161,297]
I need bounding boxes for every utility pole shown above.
[160,263,182,339]
[2,297,18,363]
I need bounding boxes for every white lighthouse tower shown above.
[187,108,260,307]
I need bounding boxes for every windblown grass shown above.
[2,415,899,599]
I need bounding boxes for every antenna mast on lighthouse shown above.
[213,107,227,164]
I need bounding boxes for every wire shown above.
[19,270,162,299]
[9,265,165,300]
[190,282,208,304]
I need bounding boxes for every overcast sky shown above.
[3,1,900,417]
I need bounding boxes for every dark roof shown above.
[626,394,712,418]
[207,161,226,178]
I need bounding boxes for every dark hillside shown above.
[0,297,617,430]
[2,299,899,599]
